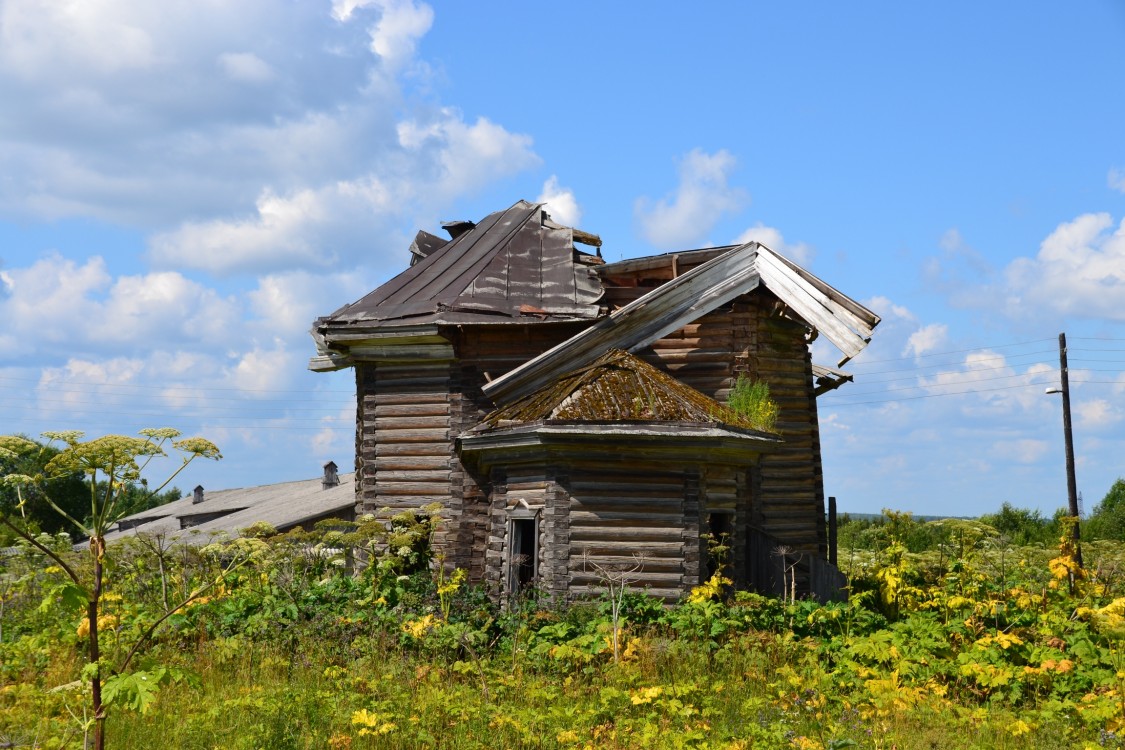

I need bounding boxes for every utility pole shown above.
[1047,332,1082,568]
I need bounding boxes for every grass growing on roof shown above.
[727,374,779,432]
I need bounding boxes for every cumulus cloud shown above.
[734,223,812,266]
[0,0,538,277]
[903,323,949,358]
[537,176,582,227]
[217,52,274,84]
[1075,398,1122,430]
[944,213,1125,324]
[634,149,747,249]
[1001,213,1125,321]
[0,255,239,350]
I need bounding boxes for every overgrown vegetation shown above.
[1,429,221,750]
[726,375,779,432]
[4,490,1125,748]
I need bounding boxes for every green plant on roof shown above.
[727,375,779,432]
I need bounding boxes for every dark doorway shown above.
[510,518,537,592]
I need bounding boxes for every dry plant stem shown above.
[118,556,247,673]
[582,550,644,663]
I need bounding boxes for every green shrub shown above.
[727,374,780,431]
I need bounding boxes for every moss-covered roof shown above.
[481,349,766,431]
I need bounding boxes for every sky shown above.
[1,1,1123,518]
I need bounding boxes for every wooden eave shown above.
[482,242,880,405]
[458,420,781,469]
[309,324,454,371]
[811,362,854,397]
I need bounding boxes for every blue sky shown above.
[1,1,1123,517]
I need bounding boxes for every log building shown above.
[310,201,879,600]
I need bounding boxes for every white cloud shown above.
[734,223,813,266]
[1075,398,1122,430]
[218,52,274,84]
[0,1,158,78]
[228,343,297,393]
[147,110,536,275]
[903,323,949,358]
[537,176,582,227]
[634,149,747,249]
[369,0,434,71]
[954,213,1125,323]
[1109,167,1125,193]
[0,255,241,351]
[991,438,1049,464]
[863,295,915,323]
[0,0,538,278]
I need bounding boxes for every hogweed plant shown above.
[0,428,221,750]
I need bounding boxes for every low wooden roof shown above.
[104,473,355,545]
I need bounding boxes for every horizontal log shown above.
[570,495,683,508]
[569,540,684,554]
[373,456,451,471]
[376,470,452,483]
[570,510,683,524]
[371,482,453,496]
[568,557,683,573]
[506,480,550,491]
[372,393,449,406]
[568,571,683,586]
[373,443,451,457]
[569,527,686,542]
[374,416,450,430]
[368,428,449,443]
[567,585,684,601]
[374,403,451,418]
[569,479,683,492]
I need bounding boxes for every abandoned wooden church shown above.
[310,201,879,600]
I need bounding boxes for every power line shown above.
[847,348,1056,376]
[841,337,1055,365]
[0,375,354,395]
[822,379,1123,407]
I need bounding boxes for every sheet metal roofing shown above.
[105,473,355,544]
[316,200,604,330]
[478,349,768,432]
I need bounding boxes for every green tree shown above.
[978,502,1059,546]
[0,436,181,544]
[1084,478,1125,541]
[0,428,221,750]
[0,435,87,541]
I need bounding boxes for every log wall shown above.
[354,323,587,583]
[352,294,827,598]
[639,291,826,563]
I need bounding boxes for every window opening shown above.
[509,518,537,593]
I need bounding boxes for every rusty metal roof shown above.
[479,348,771,432]
[317,201,604,331]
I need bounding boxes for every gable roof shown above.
[105,473,355,544]
[482,242,880,405]
[316,200,604,331]
[480,348,770,432]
